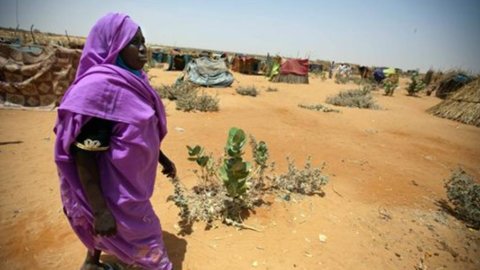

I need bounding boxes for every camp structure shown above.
[428,72,472,99]
[0,42,81,107]
[373,67,397,83]
[269,58,309,84]
[149,48,193,71]
[427,78,480,127]
[177,56,234,87]
[231,55,262,75]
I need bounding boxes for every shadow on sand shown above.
[101,230,188,270]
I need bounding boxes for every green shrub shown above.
[407,72,426,96]
[383,81,398,96]
[236,86,258,97]
[326,87,380,109]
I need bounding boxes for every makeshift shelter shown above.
[231,55,261,74]
[177,56,234,87]
[270,58,309,84]
[373,67,396,83]
[0,43,81,107]
[309,63,323,73]
[427,78,480,127]
[158,49,193,71]
[430,72,472,99]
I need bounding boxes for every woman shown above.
[54,13,175,270]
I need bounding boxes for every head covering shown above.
[59,13,167,142]
[76,13,139,78]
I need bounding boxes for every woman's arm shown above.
[158,150,177,178]
[74,149,117,236]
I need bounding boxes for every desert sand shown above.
[0,69,479,269]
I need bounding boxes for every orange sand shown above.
[0,69,479,269]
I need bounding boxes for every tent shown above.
[177,56,234,87]
[427,78,480,127]
[270,58,309,84]
[0,43,81,107]
[373,67,396,83]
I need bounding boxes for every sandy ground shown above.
[0,69,479,270]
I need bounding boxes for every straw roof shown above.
[430,71,472,99]
[427,78,480,127]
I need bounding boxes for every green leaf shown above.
[197,156,209,167]
[190,145,202,156]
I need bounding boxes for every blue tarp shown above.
[180,57,234,87]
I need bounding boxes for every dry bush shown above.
[443,168,480,229]
[270,157,329,197]
[298,103,340,113]
[236,86,258,97]
[154,82,219,112]
[334,73,350,84]
[195,92,219,112]
[175,91,198,112]
[154,82,198,101]
[326,87,380,109]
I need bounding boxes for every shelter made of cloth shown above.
[179,56,234,87]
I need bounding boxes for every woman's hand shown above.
[159,150,177,178]
[94,209,117,237]
[160,158,177,178]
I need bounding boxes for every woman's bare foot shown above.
[81,249,104,270]
[81,262,105,270]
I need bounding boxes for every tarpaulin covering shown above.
[280,59,309,76]
[181,57,233,87]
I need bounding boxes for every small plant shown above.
[320,71,327,81]
[443,168,480,229]
[383,81,397,96]
[236,86,258,97]
[155,82,219,112]
[175,90,198,112]
[195,92,219,112]
[271,157,329,196]
[334,73,349,84]
[406,72,426,96]
[154,82,198,101]
[219,128,251,199]
[249,135,270,189]
[298,103,340,113]
[383,74,399,96]
[326,86,380,109]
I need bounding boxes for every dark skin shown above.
[78,28,176,270]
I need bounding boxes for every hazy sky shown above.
[1,0,479,73]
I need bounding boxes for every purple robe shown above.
[53,13,171,270]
